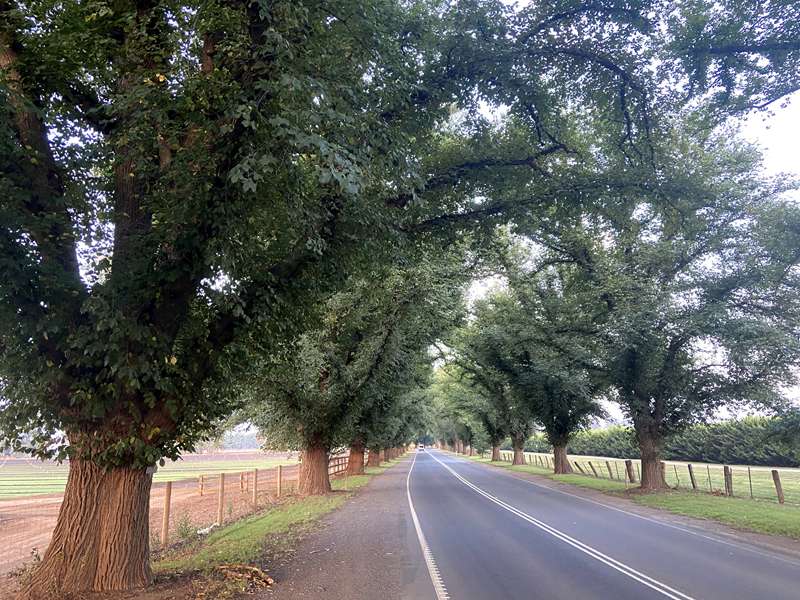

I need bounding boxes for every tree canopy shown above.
[3,0,800,595]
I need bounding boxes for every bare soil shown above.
[0,455,300,578]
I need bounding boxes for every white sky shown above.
[740,96,800,179]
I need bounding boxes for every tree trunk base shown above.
[553,445,573,474]
[491,446,501,461]
[638,432,669,490]
[299,444,331,495]
[367,449,381,468]
[19,460,153,599]
[347,444,365,475]
[512,446,525,466]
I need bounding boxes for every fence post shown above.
[240,472,245,491]
[673,464,680,487]
[707,464,713,492]
[252,468,258,505]
[606,461,614,479]
[574,462,586,475]
[748,466,753,499]
[161,481,172,548]
[217,473,225,525]
[199,474,204,496]
[625,460,636,483]
[614,462,621,481]
[277,465,283,498]
[588,462,599,477]
[723,466,733,496]
[772,470,785,504]
[687,464,697,490]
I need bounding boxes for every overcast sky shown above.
[741,96,800,179]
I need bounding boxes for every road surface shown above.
[262,451,800,600]
[404,449,800,600]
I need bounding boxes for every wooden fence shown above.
[492,450,795,506]
[157,452,355,548]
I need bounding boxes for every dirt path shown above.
[261,458,434,600]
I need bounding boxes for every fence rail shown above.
[490,450,799,506]
[0,450,373,577]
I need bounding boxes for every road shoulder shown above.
[261,457,434,600]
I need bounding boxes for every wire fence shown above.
[493,450,799,506]
[0,451,360,578]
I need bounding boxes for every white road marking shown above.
[428,451,697,600]
[447,451,800,568]
[407,452,450,600]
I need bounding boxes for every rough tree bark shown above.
[491,445,501,461]
[347,441,365,475]
[553,444,573,474]
[367,448,381,467]
[299,442,331,495]
[512,434,526,465]
[638,431,668,490]
[19,460,153,599]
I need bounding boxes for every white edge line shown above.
[429,451,696,600]
[407,451,450,600]
[445,451,800,568]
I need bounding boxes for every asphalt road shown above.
[408,449,800,600]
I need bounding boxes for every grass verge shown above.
[631,491,800,539]
[155,459,401,574]
[464,453,800,539]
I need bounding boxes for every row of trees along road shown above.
[434,132,800,488]
[1,0,799,596]
[240,251,468,495]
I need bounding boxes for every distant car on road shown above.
[417,444,425,452]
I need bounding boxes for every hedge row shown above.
[505,417,799,467]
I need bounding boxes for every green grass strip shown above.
[465,453,800,539]
[631,491,800,539]
[155,459,401,573]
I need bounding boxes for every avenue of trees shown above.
[432,136,800,486]
[2,0,800,597]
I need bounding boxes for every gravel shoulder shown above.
[261,457,434,600]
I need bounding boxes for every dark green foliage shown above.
[245,253,467,453]
[523,418,800,467]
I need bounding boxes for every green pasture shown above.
[0,455,296,500]
[499,451,800,507]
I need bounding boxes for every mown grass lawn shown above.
[0,455,297,500]
[631,491,800,539]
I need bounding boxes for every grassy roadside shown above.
[152,460,401,596]
[464,455,800,540]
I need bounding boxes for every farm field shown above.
[508,451,800,506]
[0,451,298,500]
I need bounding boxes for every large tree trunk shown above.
[638,431,668,490]
[347,441,365,475]
[19,460,152,599]
[367,448,381,468]
[491,445,501,461]
[378,448,386,463]
[299,442,331,495]
[512,435,526,465]
[553,444,573,474]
